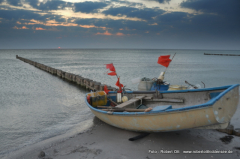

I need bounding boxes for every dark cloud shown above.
[106,0,145,8]
[157,12,188,23]
[6,0,108,13]
[7,0,22,6]
[0,10,44,21]
[180,0,240,17]
[188,14,239,35]
[150,0,171,4]
[74,2,108,13]
[5,0,70,11]
[75,18,131,30]
[0,9,66,25]
[180,0,240,32]
[75,18,163,34]
[103,6,165,20]
[26,0,69,11]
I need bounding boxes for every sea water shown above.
[0,49,240,158]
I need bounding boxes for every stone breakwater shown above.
[16,55,117,92]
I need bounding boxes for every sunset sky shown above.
[0,0,239,49]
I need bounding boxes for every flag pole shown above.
[163,52,176,73]
[115,71,123,93]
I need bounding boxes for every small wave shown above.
[1,109,93,159]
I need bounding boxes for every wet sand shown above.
[5,100,240,159]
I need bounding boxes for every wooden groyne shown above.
[204,53,240,56]
[16,55,117,92]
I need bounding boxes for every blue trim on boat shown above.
[159,85,233,93]
[108,85,234,95]
[209,92,222,99]
[152,105,172,112]
[85,84,239,116]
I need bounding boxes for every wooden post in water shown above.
[86,79,93,90]
[52,68,57,75]
[61,71,65,78]
[81,77,85,87]
[76,75,81,85]
[65,72,69,81]
[89,80,95,90]
[72,74,76,82]
[57,70,62,77]
[94,82,101,91]
[84,78,89,88]
[68,73,73,81]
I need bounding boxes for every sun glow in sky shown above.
[0,0,239,49]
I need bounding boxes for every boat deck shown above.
[107,89,227,110]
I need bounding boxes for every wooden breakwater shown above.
[16,55,117,92]
[204,53,240,56]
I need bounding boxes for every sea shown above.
[0,49,240,158]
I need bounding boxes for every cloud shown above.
[7,0,22,6]
[148,0,171,4]
[180,0,240,23]
[116,32,124,36]
[35,27,46,30]
[74,1,108,13]
[79,24,106,30]
[95,30,112,36]
[0,8,68,32]
[0,9,65,23]
[148,22,158,26]
[103,6,165,20]
[180,0,240,15]
[26,0,69,11]
[95,30,125,36]
[6,0,108,13]
[157,12,188,23]
[180,0,240,33]
[13,26,29,29]
[75,18,153,33]
[0,10,43,21]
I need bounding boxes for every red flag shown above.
[105,63,116,72]
[104,85,110,94]
[107,71,117,76]
[115,77,123,87]
[157,55,172,67]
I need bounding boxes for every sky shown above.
[0,0,239,49]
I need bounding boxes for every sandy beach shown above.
[5,112,240,159]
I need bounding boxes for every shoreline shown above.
[3,119,93,159]
[4,97,240,159]
[5,116,240,159]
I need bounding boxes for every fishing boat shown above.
[85,84,239,132]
